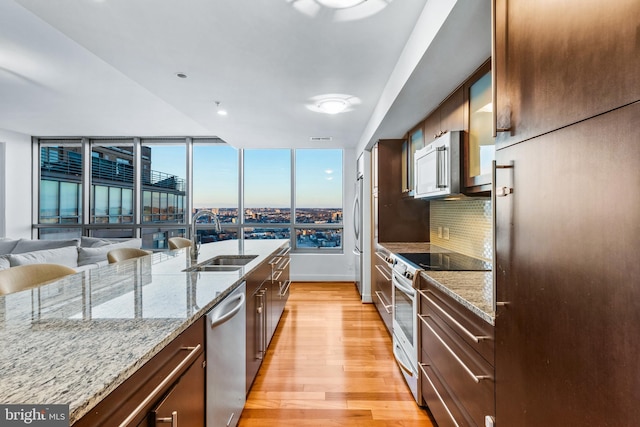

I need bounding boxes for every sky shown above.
[147,145,343,209]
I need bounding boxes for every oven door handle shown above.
[393,341,417,377]
[393,275,415,297]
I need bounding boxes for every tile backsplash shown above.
[429,199,492,261]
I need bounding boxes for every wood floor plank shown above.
[238,282,434,427]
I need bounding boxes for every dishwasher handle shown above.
[210,292,245,329]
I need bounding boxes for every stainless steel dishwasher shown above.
[206,282,246,427]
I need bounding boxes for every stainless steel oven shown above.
[392,257,419,402]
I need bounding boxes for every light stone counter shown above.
[378,242,494,325]
[419,271,495,325]
[0,239,288,424]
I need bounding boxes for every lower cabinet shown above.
[74,317,205,427]
[246,244,290,394]
[269,246,290,343]
[418,276,495,427]
[372,245,393,335]
[145,352,205,427]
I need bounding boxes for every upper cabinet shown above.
[464,60,494,193]
[494,0,640,149]
[401,62,497,197]
[375,139,429,243]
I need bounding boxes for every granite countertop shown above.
[0,239,288,424]
[378,242,495,325]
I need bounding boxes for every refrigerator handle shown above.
[352,187,360,243]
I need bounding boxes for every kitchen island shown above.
[0,239,288,425]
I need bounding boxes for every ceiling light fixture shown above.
[316,0,368,9]
[175,72,188,79]
[215,101,228,116]
[317,98,349,115]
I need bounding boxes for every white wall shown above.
[290,147,357,282]
[0,128,32,238]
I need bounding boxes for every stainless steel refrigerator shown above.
[353,152,371,303]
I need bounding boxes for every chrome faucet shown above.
[190,209,221,259]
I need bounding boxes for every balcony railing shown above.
[40,147,185,191]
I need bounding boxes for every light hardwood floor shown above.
[238,282,435,427]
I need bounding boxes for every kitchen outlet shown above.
[437,227,443,238]
[443,227,450,240]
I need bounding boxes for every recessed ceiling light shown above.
[317,99,349,115]
[175,72,188,79]
[215,101,228,116]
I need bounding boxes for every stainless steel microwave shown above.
[413,131,462,199]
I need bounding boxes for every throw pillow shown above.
[7,246,79,268]
[77,239,142,266]
[12,238,80,254]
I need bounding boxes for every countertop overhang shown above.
[0,239,288,424]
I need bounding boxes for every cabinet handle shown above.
[156,410,178,426]
[279,258,291,270]
[119,345,201,427]
[226,412,236,427]
[374,264,392,282]
[374,291,392,313]
[420,316,491,383]
[492,0,511,136]
[422,296,491,343]
[374,251,393,268]
[256,291,265,360]
[492,161,514,311]
[272,270,283,281]
[418,363,460,427]
[279,280,291,297]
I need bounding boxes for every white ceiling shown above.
[0,0,490,150]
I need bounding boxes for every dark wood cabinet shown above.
[438,88,465,140]
[268,245,290,343]
[418,275,495,427]
[495,102,640,425]
[245,249,289,394]
[374,139,429,243]
[145,352,205,427]
[492,0,640,424]
[245,261,271,393]
[463,60,493,194]
[74,317,205,427]
[494,0,640,149]
[371,245,393,335]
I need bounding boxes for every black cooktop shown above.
[397,252,491,271]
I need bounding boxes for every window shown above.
[39,143,83,225]
[244,149,291,224]
[193,143,239,224]
[35,139,344,252]
[91,142,134,227]
[141,142,186,225]
[294,149,343,250]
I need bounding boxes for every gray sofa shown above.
[0,237,142,272]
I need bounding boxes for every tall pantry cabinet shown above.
[493,0,640,425]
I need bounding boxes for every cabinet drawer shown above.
[75,317,205,427]
[419,286,494,365]
[420,314,494,427]
[372,257,392,334]
[420,350,473,427]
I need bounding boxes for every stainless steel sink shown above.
[182,254,258,272]
[207,255,258,266]
[190,265,243,272]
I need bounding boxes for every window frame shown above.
[34,138,344,253]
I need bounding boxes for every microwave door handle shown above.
[436,146,447,188]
